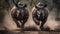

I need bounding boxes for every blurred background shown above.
[0,0,60,32]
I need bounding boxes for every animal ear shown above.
[15,4,18,8]
[25,4,27,7]
[13,0,18,7]
[35,5,38,9]
[44,4,47,7]
[23,4,27,8]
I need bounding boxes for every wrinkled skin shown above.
[32,7,48,29]
[11,7,29,28]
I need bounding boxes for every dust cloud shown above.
[3,6,60,31]
[44,9,60,31]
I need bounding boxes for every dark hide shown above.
[32,8,48,29]
[11,8,29,28]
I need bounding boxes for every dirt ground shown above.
[2,7,60,31]
[0,6,60,34]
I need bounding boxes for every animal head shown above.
[16,2,27,9]
[35,2,47,9]
[13,0,27,9]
